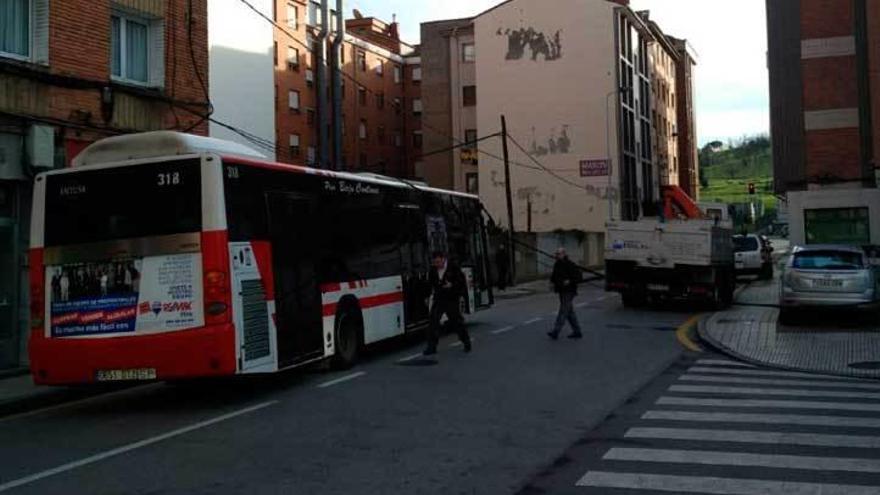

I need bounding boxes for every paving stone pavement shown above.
[699,278,880,379]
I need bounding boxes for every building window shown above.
[340,80,345,99]
[376,92,385,109]
[377,125,385,145]
[307,0,321,27]
[462,43,475,63]
[288,90,300,111]
[465,129,477,144]
[307,146,316,165]
[394,131,402,147]
[111,11,161,86]
[466,173,478,194]
[412,66,422,82]
[462,86,476,107]
[357,50,366,71]
[287,46,299,70]
[273,42,278,66]
[413,131,423,148]
[393,64,402,84]
[289,134,301,158]
[375,60,384,76]
[393,97,402,114]
[1,0,32,60]
[412,98,423,115]
[307,108,316,126]
[359,119,367,140]
[286,2,298,29]
[358,86,367,105]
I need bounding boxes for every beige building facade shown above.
[474,0,655,234]
[644,14,680,189]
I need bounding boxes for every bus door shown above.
[398,207,429,328]
[265,192,324,367]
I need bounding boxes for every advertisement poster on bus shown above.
[46,253,204,337]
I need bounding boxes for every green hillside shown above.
[698,135,775,225]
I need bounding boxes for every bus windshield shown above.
[44,159,202,246]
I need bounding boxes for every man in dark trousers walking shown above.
[424,251,472,355]
[495,244,510,291]
[547,247,583,340]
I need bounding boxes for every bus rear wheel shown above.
[333,309,362,369]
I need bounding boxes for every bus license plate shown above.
[96,368,157,382]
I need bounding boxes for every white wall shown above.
[208,0,276,155]
[788,188,880,245]
[474,0,620,234]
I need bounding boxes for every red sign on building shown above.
[580,159,610,177]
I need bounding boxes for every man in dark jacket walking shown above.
[424,252,472,355]
[548,248,583,340]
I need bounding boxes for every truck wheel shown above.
[333,308,362,370]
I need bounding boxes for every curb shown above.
[696,311,880,382]
[0,367,29,380]
[0,388,99,419]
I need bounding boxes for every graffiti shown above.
[530,126,571,157]
[497,27,562,61]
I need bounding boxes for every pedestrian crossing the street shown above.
[575,358,880,494]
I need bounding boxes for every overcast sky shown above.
[349,0,770,146]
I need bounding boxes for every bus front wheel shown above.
[333,308,362,369]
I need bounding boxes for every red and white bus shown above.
[29,132,493,385]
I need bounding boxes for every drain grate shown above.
[848,361,880,370]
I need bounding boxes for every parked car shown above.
[733,234,773,280]
[780,245,879,323]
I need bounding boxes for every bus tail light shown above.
[201,231,232,326]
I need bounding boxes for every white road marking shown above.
[642,410,880,428]
[604,447,880,473]
[397,352,425,363]
[577,471,880,494]
[316,371,366,388]
[0,400,277,493]
[491,326,515,335]
[669,384,880,400]
[523,317,543,325]
[626,426,880,449]
[657,396,880,412]
[680,374,880,390]
[695,359,756,368]
[688,366,867,381]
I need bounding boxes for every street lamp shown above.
[605,86,632,221]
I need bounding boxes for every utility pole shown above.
[501,115,516,285]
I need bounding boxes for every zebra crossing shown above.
[576,357,880,494]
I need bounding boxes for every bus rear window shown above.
[44,160,202,246]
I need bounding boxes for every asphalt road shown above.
[526,355,880,494]
[0,284,691,494]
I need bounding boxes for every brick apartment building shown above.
[272,2,421,177]
[0,0,210,369]
[768,0,880,245]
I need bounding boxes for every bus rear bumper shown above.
[28,324,237,385]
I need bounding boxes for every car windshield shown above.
[733,236,759,252]
[792,250,864,270]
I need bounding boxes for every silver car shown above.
[780,245,878,322]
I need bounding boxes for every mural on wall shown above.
[530,125,571,157]
[497,27,563,61]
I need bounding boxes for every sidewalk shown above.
[699,276,880,379]
[493,278,553,301]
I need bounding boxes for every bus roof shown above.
[71,131,265,167]
[68,131,479,201]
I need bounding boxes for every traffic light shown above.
[748,182,756,195]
